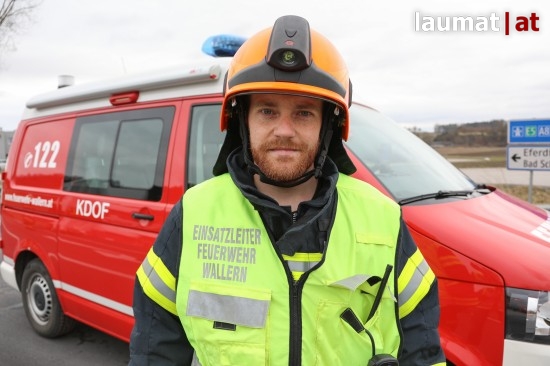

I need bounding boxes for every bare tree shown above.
[0,0,41,58]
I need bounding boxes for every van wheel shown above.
[21,259,76,338]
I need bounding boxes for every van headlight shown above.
[506,288,550,344]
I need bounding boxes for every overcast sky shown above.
[1,0,549,132]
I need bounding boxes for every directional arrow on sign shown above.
[511,154,521,162]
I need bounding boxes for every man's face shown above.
[248,93,323,182]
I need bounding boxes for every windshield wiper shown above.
[398,186,490,206]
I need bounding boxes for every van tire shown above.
[21,259,76,338]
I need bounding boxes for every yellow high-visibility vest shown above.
[176,173,402,366]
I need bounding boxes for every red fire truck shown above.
[1,55,548,364]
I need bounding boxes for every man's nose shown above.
[273,114,295,137]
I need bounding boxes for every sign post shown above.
[507,119,550,203]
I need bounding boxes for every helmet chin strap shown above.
[237,98,337,188]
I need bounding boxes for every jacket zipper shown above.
[289,278,304,366]
[289,209,302,365]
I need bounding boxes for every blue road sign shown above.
[508,119,550,144]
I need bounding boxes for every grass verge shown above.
[491,184,550,205]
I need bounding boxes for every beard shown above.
[251,138,319,182]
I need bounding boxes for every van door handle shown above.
[132,212,154,221]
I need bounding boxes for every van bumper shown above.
[0,254,18,291]
[503,339,550,365]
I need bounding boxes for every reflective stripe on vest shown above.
[136,247,177,315]
[177,173,402,365]
[282,252,323,281]
[398,248,435,318]
[187,290,270,328]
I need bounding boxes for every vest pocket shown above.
[315,300,378,366]
[185,281,271,365]
[315,283,390,366]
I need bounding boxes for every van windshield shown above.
[345,104,476,202]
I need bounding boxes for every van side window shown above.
[112,119,162,190]
[64,107,174,201]
[187,104,225,188]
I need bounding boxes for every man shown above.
[129,15,446,366]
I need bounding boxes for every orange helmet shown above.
[213,15,356,180]
[221,15,352,140]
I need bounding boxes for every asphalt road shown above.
[462,167,550,209]
[0,279,129,366]
[461,167,550,187]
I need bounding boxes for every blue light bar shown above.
[202,35,247,57]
